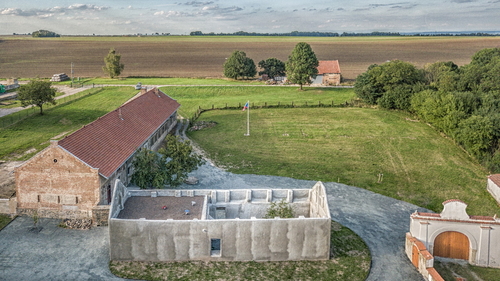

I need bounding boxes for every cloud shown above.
[183,1,215,7]
[451,0,477,2]
[0,4,108,18]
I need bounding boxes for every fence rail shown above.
[0,88,104,129]
[190,99,360,125]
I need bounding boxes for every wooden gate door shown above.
[434,231,469,260]
[412,245,419,267]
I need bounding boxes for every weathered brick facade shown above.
[14,88,180,222]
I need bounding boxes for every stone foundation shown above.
[92,205,110,226]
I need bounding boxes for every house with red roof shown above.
[312,60,342,86]
[15,88,180,224]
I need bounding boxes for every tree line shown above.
[191,31,499,37]
[223,42,319,90]
[354,48,500,172]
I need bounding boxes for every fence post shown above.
[265,102,267,108]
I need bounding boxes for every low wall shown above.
[487,177,500,204]
[110,217,331,262]
[405,233,444,281]
[0,197,16,215]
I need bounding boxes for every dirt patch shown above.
[0,161,23,198]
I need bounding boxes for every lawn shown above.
[434,260,500,281]
[163,86,356,121]
[0,214,11,230]
[186,107,496,215]
[110,221,370,281]
[0,87,138,160]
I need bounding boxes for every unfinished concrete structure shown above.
[15,88,180,222]
[406,199,500,280]
[109,181,331,262]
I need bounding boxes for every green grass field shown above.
[186,107,496,215]
[110,221,370,281]
[57,77,263,86]
[162,86,356,120]
[0,87,138,160]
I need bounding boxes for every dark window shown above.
[211,239,221,256]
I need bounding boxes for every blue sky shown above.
[1,0,499,35]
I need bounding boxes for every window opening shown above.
[211,239,221,256]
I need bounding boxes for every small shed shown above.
[313,60,342,86]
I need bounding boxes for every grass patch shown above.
[109,221,370,281]
[164,86,356,121]
[0,87,138,160]
[0,214,12,230]
[434,260,500,281]
[186,107,496,215]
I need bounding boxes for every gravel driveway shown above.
[0,161,426,280]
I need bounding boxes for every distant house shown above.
[15,88,180,224]
[313,60,342,86]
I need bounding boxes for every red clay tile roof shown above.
[58,88,180,178]
[489,174,500,186]
[442,199,466,205]
[317,60,341,75]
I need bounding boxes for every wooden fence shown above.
[190,99,360,125]
[0,88,104,128]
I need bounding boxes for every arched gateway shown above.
[433,231,469,260]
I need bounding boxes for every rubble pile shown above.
[188,121,217,131]
[61,218,92,230]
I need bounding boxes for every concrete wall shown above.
[409,200,500,268]
[109,182,331,262]
[15,142,100,219]
[487,177,500,204]
[110,217,331,262]
[0,197,16,215]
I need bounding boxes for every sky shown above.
[1,0,500,35]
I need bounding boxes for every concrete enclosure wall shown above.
[109,182,331,262]
[110,217,331,262]
[487,176,500,204]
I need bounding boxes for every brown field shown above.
[1,36,500,80]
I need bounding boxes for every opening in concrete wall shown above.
[211,238,221,257]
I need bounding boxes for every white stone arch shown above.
[428,226,478,262]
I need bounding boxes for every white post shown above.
[244,100,250,136]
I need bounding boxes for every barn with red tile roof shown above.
[15,88,180,223]
[312,60,342,86]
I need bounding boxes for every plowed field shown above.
[1,36,500,80]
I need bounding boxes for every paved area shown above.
[0,162,425,281]
[0,217,124,281]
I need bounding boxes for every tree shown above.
[285,42,319,90]
[354,60,424,109]
[102,48,125,79]
[263,199,294,218]
[223,50,256,79]
[160,135,205,187]
[258,58,286,79]
[454,115,494,159]
[17,79,57,115]
[131,135,204,188]
[131,148,168,189]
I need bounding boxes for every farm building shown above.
[109,181,331,262]
[487,174,500,204]
[406,199,500,278]
[15,88,180,224]
[312,60,342,86]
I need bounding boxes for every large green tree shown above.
[160,135,205,187]
[285,42,319,90]
[258,58,286,79]
[354,60,424,110]
[102,48,125,79]
[17,79,57,115]
[223,50,256,80]
[131,135,204,188]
